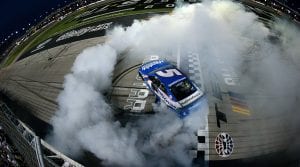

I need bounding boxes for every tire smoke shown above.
[48,1,300,166]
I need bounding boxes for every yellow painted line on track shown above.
[232,106,251,116]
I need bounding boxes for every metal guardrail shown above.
[41,140,84,167]
[0,101,84,167]
[0,102,42,167]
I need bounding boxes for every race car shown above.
[138,59,204,118]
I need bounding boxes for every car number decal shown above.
[156,69,182,77]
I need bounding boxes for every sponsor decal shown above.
[215,132,234,158]
[56,22,113,42]
[179,91,202,106]
[229,91,251,115]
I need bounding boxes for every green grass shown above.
[2,30,41,67]
[54,8,172,35]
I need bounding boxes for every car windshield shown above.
[171,79,196,101]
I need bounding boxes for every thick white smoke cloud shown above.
[48,0,300,166]
[273,19,300,66]
[48,44,117,154]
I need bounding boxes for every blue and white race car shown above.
[138,59,204,118]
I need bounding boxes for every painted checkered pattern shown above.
[186,52,209,163]
[190,129,209,162]
[187,53,202,87]
[196,129,209,161]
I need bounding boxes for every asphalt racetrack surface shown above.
[0,0,300,166]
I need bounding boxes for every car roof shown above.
[154,72,186,87]
[140,59,187,87]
